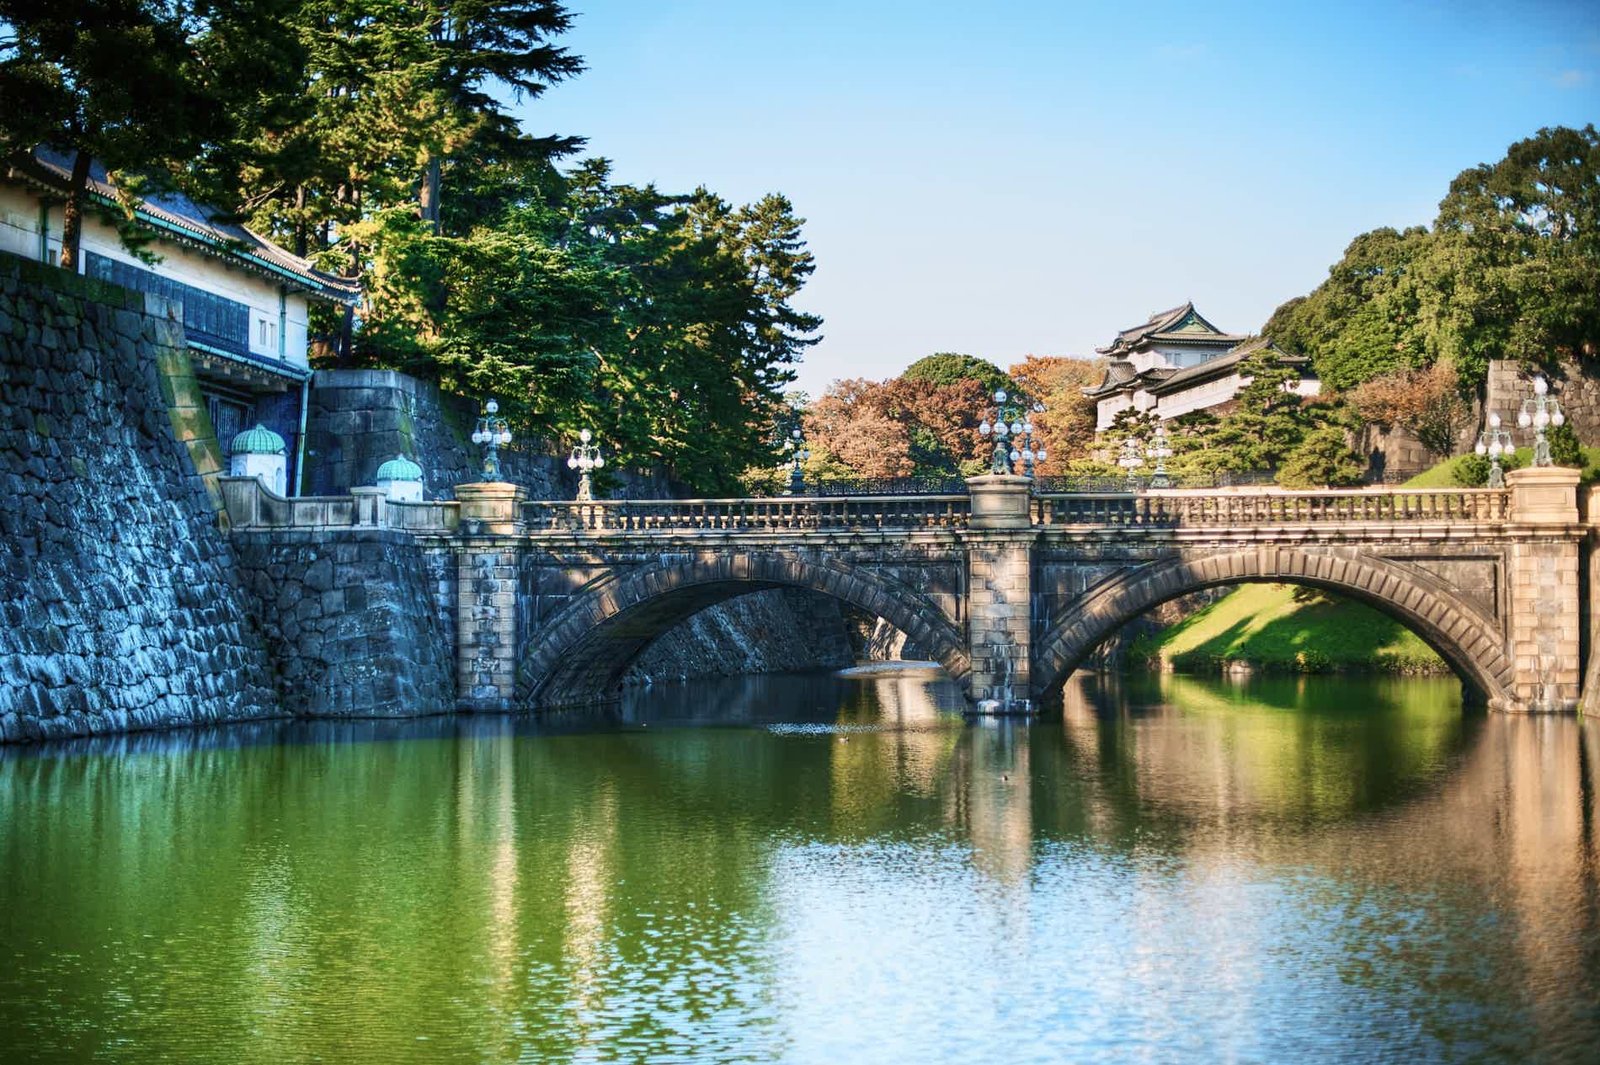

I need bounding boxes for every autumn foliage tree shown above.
[1347,362,1470,459]
[1007,354,1103,474]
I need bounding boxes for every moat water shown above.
[2,668,1597,1063]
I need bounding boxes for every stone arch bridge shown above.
[222,469,1594,716]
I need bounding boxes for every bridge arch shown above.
[1032,547,1516,709]
[517,552,972,709]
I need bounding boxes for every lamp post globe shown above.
[1119,437,1146,491]
[1476,411,1513,489]
[1147,423,1173,490]
[980,389,1046,477]
[1518,375,1564,467]
[783,426,810,495]
[473,397,512,482]
[567,428,605,501]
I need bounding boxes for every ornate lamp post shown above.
[1516,375,1565,467]
[1474,412,1514,488]
[1118,437,1146,491]
[566,428,605,501]
[978,390,1047,477]
[471,398,512,481]
[783,427,811,495]
[1146,423,1173,489]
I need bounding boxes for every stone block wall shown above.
[231,528,455,717]
[0,252,280,741]
[626,588,856,684]
[1487,359,1600,445]
[966,534,1034,704]
[304,369,677,501]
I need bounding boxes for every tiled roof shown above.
[1144,337,1310,396]
[11,148,358,302]
[1082,359,1175,398]
[1096,301,1244,354]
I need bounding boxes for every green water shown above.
[2,668,1598,1063]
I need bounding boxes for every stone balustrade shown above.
[221,476,459,533]
[1034,487,1511,527]
[522,494,972,533]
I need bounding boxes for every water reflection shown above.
[0,669,1596,1062]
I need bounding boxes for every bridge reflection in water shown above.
[2,671,1597,1060]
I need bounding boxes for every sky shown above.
[519,0,1600,397]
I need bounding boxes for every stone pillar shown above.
[351,486,385,527]
[1506,467,1583,712]
[453,483,526,711]
[965,476,1035,713]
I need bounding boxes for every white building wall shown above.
[1,183,311,370]
[1154,372,1322,420]
[1095,393,1135,431]
[1156,374,1246,419]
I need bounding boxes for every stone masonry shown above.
[231,527,455,717]
[0,253,280,741]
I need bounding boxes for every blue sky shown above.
[520,1,1600,395]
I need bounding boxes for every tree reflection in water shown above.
[0,668,1596,1062]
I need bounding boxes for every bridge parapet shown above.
[220,475,459,533]
[522,494,970,533]
[1034,487,1510,527]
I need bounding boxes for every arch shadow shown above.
[517,553,972,710]
[1031,547,1515,709]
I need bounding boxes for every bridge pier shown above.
[453,482,526,712]
[1505,467,1583,712]
[965,476,1036,713]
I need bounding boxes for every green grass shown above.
[1129,583,1448,675]
[1401,446,1600,487]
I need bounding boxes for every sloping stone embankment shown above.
[0,254,280,741]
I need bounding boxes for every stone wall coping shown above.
[220,475,460,532]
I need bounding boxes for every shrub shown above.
[1548,422,1583,467]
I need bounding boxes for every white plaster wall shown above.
[1096,393,1134,431]
[2,183,310,369]
[1155,372,1320,420]
[0,186,43,260]
[231,452,287,495]
[1157,373,1246,419]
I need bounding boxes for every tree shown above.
[1424,125,1600,383]
[1263,226,1431,391]
[805,379,914,478]
[1007,354,1104,470]
[1205,350,1311,470]
[415,0,582,231]
[1277,426,1365,488]
[0,0,301,268]
[902,352,1013,397]
[1347,362,1470,459]
[1262,126,1600,395]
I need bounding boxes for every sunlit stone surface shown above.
[1,670,1596,1062]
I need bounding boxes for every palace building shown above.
[0,148,358,493]
[1083,302,1318,429]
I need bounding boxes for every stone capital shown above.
[454,481,527,535]
[966,474,1034,530]
[1506,465,1581,525]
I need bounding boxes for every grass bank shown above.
[1401,446,1600,487]
[1127,583,1449,676]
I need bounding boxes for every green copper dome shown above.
[230,424,286,456]
[375,454,423,482]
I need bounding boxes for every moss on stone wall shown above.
[0,252,281,742]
